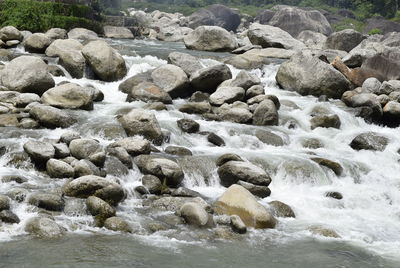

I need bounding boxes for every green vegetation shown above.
[0,0,102,32]
[368,28,383,35]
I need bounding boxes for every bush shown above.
[368,28,383,35]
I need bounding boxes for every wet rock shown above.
[25,216,65,238]
[325,191,343,200]
[103,26,133,39]
[179,202,212,227]
[342,92,382,121]
[127,82,172,104]
[86,196,116,218]
[237,180,271,198]
[0,195,10,211]
[88,151,106,167]
[59,131,80,145]
[179,102,212,114]
[134,155,184,187]
[118,108,163,145]
[82,40,127,82]
[383,101,400,126]
[218,160,271,187]
[106,147,132,168]
[246,85,264,99]
[167,52,203,77]
[110,137,151,156]
[142,175,162,194]
[28,193,64,211]
[379,80,400,95]
[255,129,284,146]
[53,143,70,159]
[0,210,20,224]
[362,77,382,93]
[230,215,246,234]
[68,28,98,41]
[220,107,252,124]
[104,156,129,176]
[73,159,101,177]
[350,132,388,151]
[147,196,209,212]
[46,159,74,178]
[215,185,276,229]
[311,157,343,176]
[269,201,295,218]
[184,26,238,52]
[104,217,133,233]
[0,114,18,127]
[190,64,232,93]
[1,175,28,184]
[171,187,202,198]
[1,56,54,95]
[309,226,340,238]
[207,132,225,147]
[143,102,167,111]
[63,175,122,198]
[165,146,192,156]
[41,83,94,110]
[23,140,55,166]
[118,71,152,94]
[0,26,22,41]
[230,71,261,90]
[23,33,52,53]
[297,30,327,49]
[248,23,306,49]
[45,28,67,40]
[310,114,341,129]
[325,29,365,52]
[30,104,76,128]
[93,185,125,206]
[15,93,40,108]
[151,64,189,98]
[210,87,245,106]
[177,118,200,133]
[216,153,243,167]
[253,99,279,126]
[69,139,102,160]
[6,188,28,202]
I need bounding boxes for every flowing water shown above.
[0,39,399,267]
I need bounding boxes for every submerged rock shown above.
[86,196,116,218]
[25,216,65,238]
[269,201,295,218]
[104,217,133,233]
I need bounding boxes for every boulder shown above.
[109,136,151,156]
[364,18,400,35]
[179,102,212,114]
[107,146,132,168]
[255,129,284,146]
[45,39,85,78]
[151,64,189,98]
[28,193,64,211]
[1,56,54,95]
[165,146,192,156]
[214,185,276,228]
[246,85,264,99]
[73,159,101,177]
[23,140,55,166]
[179,202,211,227]
[46,159,74,178]
[142,175,162,194]
[23,33,52,53]
[297,30,327,49]
[383,101,400,126]
[103,26,134,39]
[325,29,366,52]
[360,48,400,81]
[220,107,253,124]
[25,217,65,238]
[167,52,203,77]
[230,71,261,90]
[104,217,133,233]
[69,139,102,160]
[0,26,22,42]
[68,28,98,41]
[210,87,245,106]
[216,153,243,167]
[255,9,275,24]
[184,26,238,52]
[0,195,10,211]
[177,118,200,133]
[86,196,116,218]
[310,114,341,129]
[362,77,382,93]
[118,109,163,145]
[310,157,343,176]
[225,48,295,69]
[237,180,271,198]
[41,83,94,110]
[269,7,332,37]
[190,64,232,93]
[63,175,122,198]
[29,104,76,128]
[118,71,152,94]
[276,50,352,98]
[0,210,20,224]
[93,184,125,206]
[218,160,271,187]
[269,201,295,218]
[45,28,67,40]
[350,132,388,151]
[127,82,172,104]
[248,23,306,50]
[252,99,279,126]
[82,40,127,82]
[379,80,400,95]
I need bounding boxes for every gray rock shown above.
[23,33,52,53]
[184,26,238,52]
[103,26,133,39]
[142,175,162,194]
[190,64,232,93]
[28,192,64,211]
[86,196,116,218]
[230,71,261,90]
[0,195,10,211]
[207,132,225,146]
[350,132,388,151]
[255,129,284,146]
[179,102,212,114]
[46,159,74,178]
[230,215,247,234]
[179,202,211,227]
[104,156,129,176]
[59,130,80,145]
[45,28,67,40]
[23,140,55,166]
[165,146,192,156]
[269,201,295,218]
[127,82,172,104]
[109,137,150,156]
[362,77,382,93]
[69,139,102,160]
[297,30,327,49]
[253,100,279,126]
[0,210,20,223]
[379,80,400,95]
[73,159,101,177]
[68,28,98,41]
[104,217,133,233]
[93,184,125,206]
[53,143,70,158]
[63,175,122,198]
[41,83,94,110]
[325,29,366,52]
[29,104,76,128]
[25,216,65,238]
[310,114,341,129]
[237,180,271,198]
[15,93,40,108]
[167,52,203,76]
[220,107,253,124]
[106,147,132,168]
[118,71,152,94]
[216,153,243,167]
[210,86,245,106]
[310,157,343,176]
[177,118,200,133]
[151,64,189,98]
[218,160,271,187]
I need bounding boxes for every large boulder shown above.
[255,9,275,24]
[276,50,352,98]
[190,64,232,93]
[214,185,276,229]
[68,28,98,41]
[103,26,134,39]
[86,196,116,218]
[127,82,172,104]
[25,217,65,238]
[210,86,245,106]
[45,39,85,79]
[151,64,189,98]
[63,175,122,198]
[23,140,55,166]
[23,33,52,53]
[45,28,67,40]
[350,132,388,151]
[41,83,94,110]
[69,139,102,160]
[248,23,306,50]
[118,109,163,145]
[1,56,54,95]
[325,29,366,52]
[218,160,271,187]
[28,193,64,211]
[184,26,238,52]
[179,202,211,227]
[82,40,127,82]
[297,30,327,49]
[167,52,203,77]
[269,6,332,37]
[360,49,400,81]
[118,71,152,94]
[188,4,241,32]
[0,26,22,42]
[29,104,76,128]
[225,48,295,69]
[46,159,74,178]
[252,99,279,126]
[364,18,400,35]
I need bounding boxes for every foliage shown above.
[332,18,365,32]
[368,28,383,35]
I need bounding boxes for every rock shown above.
[25,216,65,238]
[0,210,20,224]
[209,86,245,106]
[171,187,201,198]
[215,185,276,229]
[68,28,98,41]
[276,50,352,99]
[118,71,152,94]
[46,159,74,178]
[297,30,327,49]
[269,7,332,37]
[269,201,295,218]
[325,191,343,200]
[179,102,212,114]
[142,175,162,194]
[151,64,189,98]
[252,100,279,126]
[5,40,20,47]
[23,33,52,53]
[220,107,252,124]
[248,23,306,50]
[23,140,55,166]
[379,80,400,95]
[255,129,284,146]
[218,160,271,187]
[364,18,400,35]
[118,109,163,145]
[127,82,171,104]
[350,132,388,151]
[28,193,64,211]
[1,56,55,95]
[60,131,80,145]
[93,185,125,206]
[73,159,101,177]
[179,202,211,227]
[184,26,238,52]
[109,137,150,156]
[147,196,208,212]
[310,114,341,129]
[362,77,382,93]
[177,118,200,133]
[63,175,122,198]
[86,196,116,218]
[342,37,385,68]
[106,147,132,168]
[230,215,247,234]
[216,153,243,167]
[0,26,22,41]
[41,83,93,110]
[0,114,18,127]
[103,26,133,39]
[342,92,382,120]
[165,146,192,156]
[310,157,343,176]
[104,156,129,176]
[207,132,225,147]
[325,29,366,52]
[69,139,102,160]
[45,39,85,79]
[237,180,271,198]
[230,71,261,90]
[104,217,133,233]
[361,49,400,81]
[134,155,184,187]
[255,9,275,24]
[383,101,400,126]
[82,40,127,82]
[1,175,27,184]
[15,93,40,108]
[45,28,67,40]
[6,188,28,202]
[53,143,70,158]
[0,195,10,211]
[190,64,232,93]
[167,52,202,77]
[309,226,340,238]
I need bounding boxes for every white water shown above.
[1,41,400,263]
